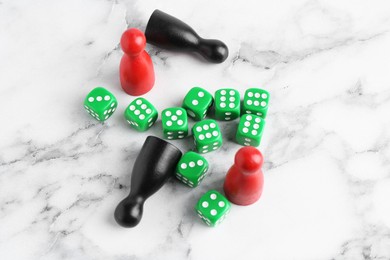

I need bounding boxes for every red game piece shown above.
[223,147,264,206]
[119,28,155,96]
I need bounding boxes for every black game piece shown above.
[114,136,182,228]
[145,9,229,63]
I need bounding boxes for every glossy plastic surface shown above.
[114,136,182,227]
[145,10,229,63]
[119,28,155,96]
[223,147,264,206]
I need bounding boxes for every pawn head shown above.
[234,146,263,175]
[114,196,144,228]
[121,28,146,56]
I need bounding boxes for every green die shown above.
[192,119,222,153]
[84,87,117,121]
[124,98,158,131]
[242,88,270,118]
[182,87,213,121]
[214,89,240,121]
[195,190,231,227]
[175,152,209,188]
[161,107,188,140]
[236,114,265,147]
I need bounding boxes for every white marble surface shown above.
[1,0,390,259]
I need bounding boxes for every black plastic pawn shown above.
[114,136,182,228]
[145,9,229,64]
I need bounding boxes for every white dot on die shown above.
[196,126,202,132]
[212,131,218,137]
[166,121,172,126]
[213,142,219,145]
[243,128,249,133]
[248,92,253,97]
[177,120,183,125]
[178,135,184,138]
[139,114,145,120]
[189,162,195,167]
[108,109,112,113]
[192,100,199,106]
[88,97,94,102]
[104,110,108,115]
[254,101,260,106]
[202,202,209,208]
[134,110,140,115]
[136,99,142,105]
[210,194,217,200]
[229,103,235,108]
[244,121,250,127]
[245,138,251,142]
[129,105,135,111]
[203,125,209,130]
[199,134,205,140]
[218,201,225,207]
[255,118,261,123]
[252,130,258,135]
[171,115,178,121]
[225,112,231,115]
[221,90,226,95]
[165,111,172,117]
[178,131,184,134]
[146,109,152,114]
[220,96,226,101]
[206,133,212,138]
[111,103,115,107]
[229,97,235,102]
[255,93,260,98]
[261,101,266,107]
[197,160,203,166]
[176,110,183,116]
[246,115,252,120]
[187,110,196,117]
[254,124,259,129]
[220,103,226,108]
[148,118,153,123]
[96,96,102,101]
[210,209,217,216]
[181,163,187,169]
[198,92,204,97]
[262,93,268,99]
[141,104,147,109]
[104,95,110,101]
[247,100,253,105]
[244,142,250,146]
[210,123,216,128]
[112,108,116,112]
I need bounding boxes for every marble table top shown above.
[1,0,390,259]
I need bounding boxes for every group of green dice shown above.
[83,86,269,226]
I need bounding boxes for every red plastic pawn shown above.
[119,28,155,96]
[223,147,264,206]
